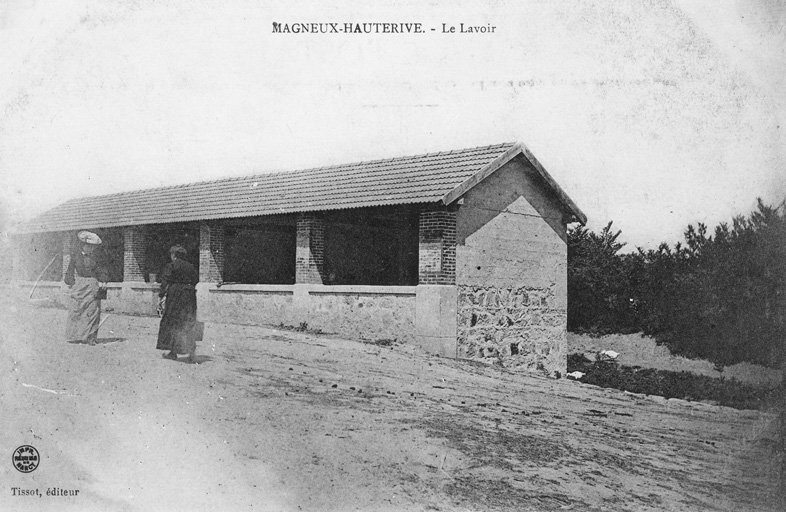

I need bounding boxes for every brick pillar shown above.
[395,214,410,285]
[123,226,147,282]
[418,208,456,285]
[296,213,325,284]
[199,221,225,283]
[62,231,78,280]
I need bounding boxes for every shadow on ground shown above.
[66,337,126,345]
[162,355,215,365]
[97,337,126,345]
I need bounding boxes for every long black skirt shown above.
[156,284,197,355]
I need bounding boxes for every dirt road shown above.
[1,300,782,511]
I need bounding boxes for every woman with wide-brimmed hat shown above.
[156,244,199,363]
[64,230,108,345]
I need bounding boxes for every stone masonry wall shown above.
[457,284,566,375]
[308,290,416,343]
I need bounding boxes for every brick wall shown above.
[296,213,325,284]
[418,208,456,285]
[123,226,147,282]
[62,231,78,279]
[199,221,225,283]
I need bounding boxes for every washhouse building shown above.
[9,143,586,375]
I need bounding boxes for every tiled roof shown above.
[14,142,586,233]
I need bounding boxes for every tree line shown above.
[568,199,786,369]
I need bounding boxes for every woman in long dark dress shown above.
[64,231,108,345]
[157,245,199,363]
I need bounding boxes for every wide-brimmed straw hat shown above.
[77,231,102,245]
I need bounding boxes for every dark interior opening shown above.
[145,224,200,281]
[224,224,296,284]
[323,206,418,286]
[92,228,124,282]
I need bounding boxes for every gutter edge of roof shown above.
[7,199,444,235]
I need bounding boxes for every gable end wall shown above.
[455,157,568,375]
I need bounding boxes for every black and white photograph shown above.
[1,1,784,510]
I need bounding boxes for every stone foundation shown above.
[307,288,417,343]
[457,284,567,376]
[200,284,420,345]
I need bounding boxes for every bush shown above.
[568,222,638,334]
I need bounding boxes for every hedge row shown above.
[567,354,780,410]
[568,199,786,369]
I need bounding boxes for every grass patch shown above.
[567,353,781,410]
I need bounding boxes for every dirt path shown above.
[1,300,783,511]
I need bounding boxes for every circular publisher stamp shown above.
[12,445,40,473]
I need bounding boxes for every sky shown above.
[1,0,784,251]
